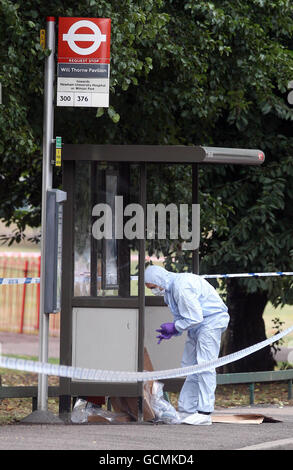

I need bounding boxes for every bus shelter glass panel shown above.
[74,161,140,297]
[145,163,196,284]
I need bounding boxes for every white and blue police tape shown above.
[0,277,40,285]
[202,272,293,279]
[0,324,292,383]
[1,272,293,285]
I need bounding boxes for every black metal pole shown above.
[59,160,75,418]
[137,162,146,421]
[192,163,199,274]
[90,162,98,296]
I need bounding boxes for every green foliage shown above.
[1,0,293,309]
[200,150,293,306]
[271,316,285,353]
[0,0,172,229]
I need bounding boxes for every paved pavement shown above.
[1,331,293,451]
[0,331,60,358]
[0,406,293,450]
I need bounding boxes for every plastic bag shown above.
[71,399,94,423]
[150,381,180,424]
[71,399,131,424]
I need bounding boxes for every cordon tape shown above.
[0,324,292,383]
[0,271,292,382]
[1,271,293,285]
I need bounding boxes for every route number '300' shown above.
[59,95,72,102]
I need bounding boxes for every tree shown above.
[1,0,293,371]
[0,0,171,234]
[195,1,293,372]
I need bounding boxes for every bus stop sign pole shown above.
[22,17,62,424]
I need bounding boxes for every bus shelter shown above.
[59,145,265,416]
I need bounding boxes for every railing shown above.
[217,369,293,405]
[1,370,292,412]
[0,384,60,412]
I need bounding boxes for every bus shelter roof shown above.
[62,145,265,165]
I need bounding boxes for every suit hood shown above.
[144,265,176,290]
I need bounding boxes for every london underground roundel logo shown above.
[63,20,106,56]
[58,17,111,63]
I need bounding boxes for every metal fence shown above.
[0,370,292,410]
[0,252,60,336]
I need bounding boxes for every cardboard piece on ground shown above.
[88,411,132,424]
[143,347,154,386]
[110,348,155,422]
[212,413,282,424]
[110,387,155,422]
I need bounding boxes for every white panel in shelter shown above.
[72,307,138,380]
[144,306,187,371]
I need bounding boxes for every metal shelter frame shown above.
[59,144,265,416]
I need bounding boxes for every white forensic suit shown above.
[145,265,230,418]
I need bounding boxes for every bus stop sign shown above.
[57,17,111,108]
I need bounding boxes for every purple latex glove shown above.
[156,322,178,344]
[156,331,173,344]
